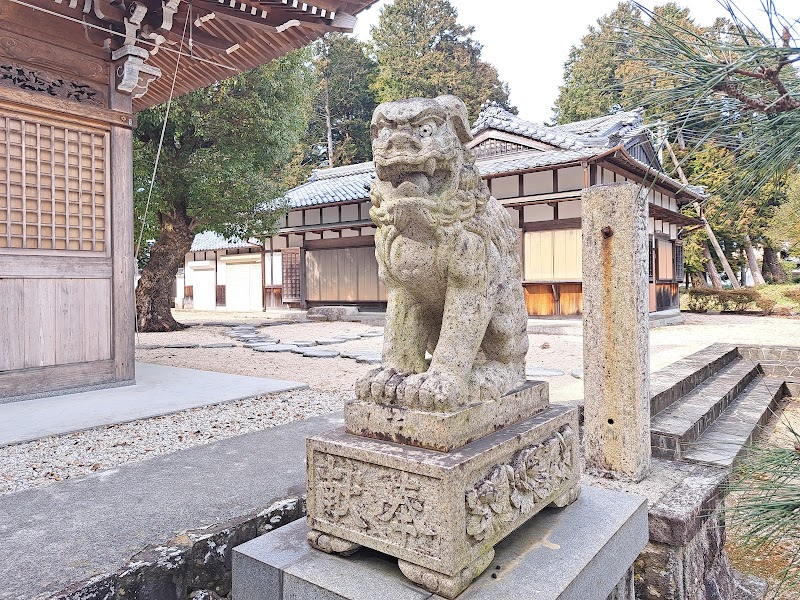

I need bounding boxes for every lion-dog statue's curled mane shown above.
[355,95,529,411]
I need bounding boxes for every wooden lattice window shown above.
[0,111,108,252]
[184,285,194,299]
[216,285,226,306]
[675,243,685,283]
[282,248,301,303]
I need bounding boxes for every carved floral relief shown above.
[465,425,575,542]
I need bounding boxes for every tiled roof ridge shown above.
[308,161,375,182]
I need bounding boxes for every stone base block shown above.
[232,485,649,600]
[344,380,549,452]
[306,406,580,597]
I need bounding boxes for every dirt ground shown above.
[140,311,800,405]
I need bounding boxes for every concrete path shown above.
[0,363,306,447]
[0,412,341,600]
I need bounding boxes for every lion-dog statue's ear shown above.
[435,95,473,145]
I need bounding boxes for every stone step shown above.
[650,344,740,417]
[651,358,760,460]
[681,377,786,468]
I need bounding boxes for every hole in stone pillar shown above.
[607,418,615,425]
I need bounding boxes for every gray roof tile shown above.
[190,231,260,252]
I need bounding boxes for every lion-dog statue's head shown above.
[369,95,487,233]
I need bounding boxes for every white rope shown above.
[135,12,191,340]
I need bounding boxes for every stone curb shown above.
[47,497,306,600]
[648,465,728,547]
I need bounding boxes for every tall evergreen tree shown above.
[370,0,514,120]
[307,34,378,167]
[553,2,643,124]
[133,50,315,332]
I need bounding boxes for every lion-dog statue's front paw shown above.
[356,366,409,404]
[396,370,464,411]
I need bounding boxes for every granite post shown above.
[582,182,651,482]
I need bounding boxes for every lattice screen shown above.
[0,112,107,251]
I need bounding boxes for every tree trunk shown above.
[762,248,774,283]
[764,244,788,283]
[695,203,740,288]
[703,242,723,289]
[135,210,197,332]
[743,234,765,286]
[323,78,334,168]
[690,272,706,287]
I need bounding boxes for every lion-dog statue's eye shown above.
[418,123,436,138]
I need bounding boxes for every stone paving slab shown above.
[201,343,238,348]
[526,366,565,378]
[0,413,343,600]
[0,363,306,447]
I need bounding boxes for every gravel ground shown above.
[4,311,800,496]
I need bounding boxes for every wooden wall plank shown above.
[110,126,134,382]
[0,279,24,371]
[0,255,112,277]
[84,278,112,362]
[559,283,583,315]
[305,251,321,302]
[0,359,116,400]
[524,284,556,316]
[22,278,56,368]
[54,279,86,365]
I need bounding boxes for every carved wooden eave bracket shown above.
[112,44,161,99]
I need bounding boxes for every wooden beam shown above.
[523,217,581,233]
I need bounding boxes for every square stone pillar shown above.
[582,183,650,482]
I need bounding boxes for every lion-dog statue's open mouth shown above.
[357,95,529,412]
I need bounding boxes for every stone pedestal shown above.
[233,485,649,600]
[307,405,579,598]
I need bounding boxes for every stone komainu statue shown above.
[356,95,529,411]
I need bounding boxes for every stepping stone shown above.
[301,349,340,358]
[163,343,199,349]
[284,341,316,347]
[135,344,162,350]
[360,331,384,338]
[201,322,227,326]
[340,351,372,360]
[355,352,382,365]
[252,344,298,352]
[314,338,347,345]
[571,370,584,379]
[244,341,278,348]
[335,334,362,341]
[201,343,238,348]
[525,367,565,378]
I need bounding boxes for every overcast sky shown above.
[352,0,791,124]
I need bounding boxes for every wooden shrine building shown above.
[179,106,704,316]
[0,0,377,400]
